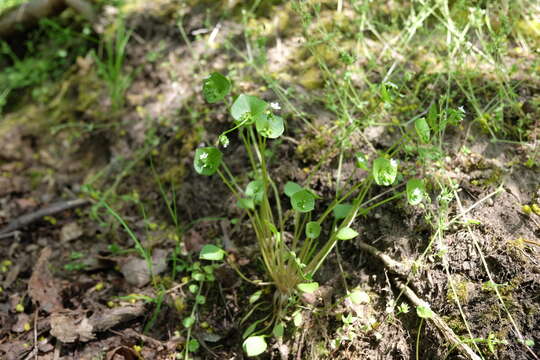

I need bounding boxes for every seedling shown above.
[194,73,424,354]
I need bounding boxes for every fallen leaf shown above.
[0,340,30,360]
[89,303,146,332]
[28,248,63,313]
[60,222,84,242]
[50,313,94,343]
[184,230,206,253]
[49,303,146,343]
[120,249,168,287]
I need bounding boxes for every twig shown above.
[0,230,21,240]
[33,310,38,360]
[0,198,89,235]
[357,240,410,276]
[358,240,482,360]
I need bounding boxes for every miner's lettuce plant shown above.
[193,72,426,350]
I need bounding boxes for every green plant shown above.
[193,73,426,354]
[173,244,223,360]
[93,19,132,111]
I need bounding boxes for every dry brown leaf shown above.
[59,222,84,242]
[50,303,145,343]
[28,247,63,313]
[120,249,168,287]
[50,313,94,343]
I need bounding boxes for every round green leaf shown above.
[305,221,321,239]
[199,244,225,261]
[183,316,195,328]
[284,181,302,197]
[237,198,255,210]
[273,322,284,338]
[415,117,431,143]
[246,180,264,203]
[202,72,231,103]
[373,157,398,186]
[333,203,353,219]
[416,305,434,319]
[355,152,369,170]
[187,339,200,352]
[243,336,267,357]
[291,189,315,213]
[194,147,222,176]
[255,113,284,139]
[336,227,359,240]
[192,272,204,281]
[406,178,426,205]
[231,94,267,123]
[297,282,319,293]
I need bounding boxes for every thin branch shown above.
[0,198,89,235]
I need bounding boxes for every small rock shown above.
[120,249,168,287]
[60,222,84,242]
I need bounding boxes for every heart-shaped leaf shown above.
[273,322,284,338]
[199,244,225,261]
[284,181,302,197]
[373,157,398,186]
[194,147,222,176]
[415,117,431,144]
[406,178,426,205]
[291,189,315,213]
[416,305,434,319]
[297,282,319,293]
[243,336,267,357]
[333,203,353,219]
[305,221,321,239]
[231,94,267,124]
[255,113,284,139]
[336,227,358,240]
[237,198,255,210]
[202,72,231,103]
[246,180,264,203]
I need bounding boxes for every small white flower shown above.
[199,152,208,160]
[412,188,423,198]
[270,102,281,110]
[390,159,398,168]
[458,106,465,113]
[219,134,229,148]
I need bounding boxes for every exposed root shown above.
[358,240,482,360]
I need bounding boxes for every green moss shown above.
[446,276,474,303]
[443,315,468,335]
[298,67,324,90]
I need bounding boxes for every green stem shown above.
[416,319,424,360]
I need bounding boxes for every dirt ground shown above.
[0,1,539,359]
